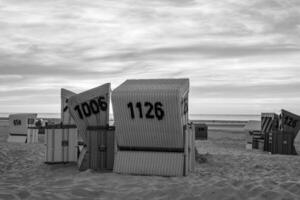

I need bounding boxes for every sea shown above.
[0,113,260,122]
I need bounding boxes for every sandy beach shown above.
[1,123,300,200]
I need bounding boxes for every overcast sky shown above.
[0,0,300,115]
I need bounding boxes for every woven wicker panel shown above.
[45,127,78,163]
[27,128,38,143]
[86,128,115,170]
[112,79,189,148]
[261,113,278,134]
[113,151,184,176]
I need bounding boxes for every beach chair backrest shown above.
[279,109,300,136]
[61,88,76,125]
[9,113,37,135]
[68,83,111,143]
[112,79,189,149]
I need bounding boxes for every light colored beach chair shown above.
[68,83,112,171]
[7,113,37,143]
[243,120,261,150]
[112,79,195,176]
[44,88,79,164]
[45,124,78,163]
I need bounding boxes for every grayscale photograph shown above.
[0,0,300,199]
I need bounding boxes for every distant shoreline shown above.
[1,118,250,124]
[0,113,260,122]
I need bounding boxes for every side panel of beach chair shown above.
[61,128,78,162]
[68,128,78,162]
[270,131,293,155]
[61,88,76,125]
[261,113,278,152]
[188,123,195,173]
[45,128,54,162]
[86,127,115,170]
[278,110,300,154]
[45,126,78,163]
[27,128,38,143]
[280,132,293,155]
[53,129,63,162]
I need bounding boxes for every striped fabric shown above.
[261,113,278,152]
[45,127,78,163]
[261,113,278,134]
[86,127,115,170]
[27,128,38,143]
[114,151,185,176]
[112,79,189,148]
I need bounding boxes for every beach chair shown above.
[264,109,300,155]
[194,123,208,140]
[112,79,194,176]
[269,130,294,155]
[294,130,300,155]
[68,83,111,171]
[278,109,300,154]
[7,113,37,143]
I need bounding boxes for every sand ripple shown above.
[0,131,300,199]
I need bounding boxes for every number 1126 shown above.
[127,102,164,120]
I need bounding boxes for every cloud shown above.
[85,44,300,62]
[0,0,299,114]
[191,82,300,98]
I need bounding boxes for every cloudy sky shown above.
[0,0,300,115]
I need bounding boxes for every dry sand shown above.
[1,127,300,200]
